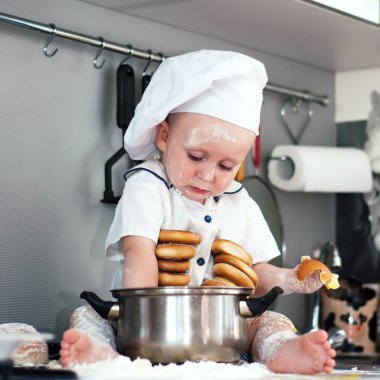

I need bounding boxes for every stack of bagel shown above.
[156,229,202,286]
[202,239,258,289]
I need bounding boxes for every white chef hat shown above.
[124,49,268,160]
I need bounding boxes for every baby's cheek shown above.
[168,160,189,186]
[214,174,236,194]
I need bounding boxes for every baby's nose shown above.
[197,166,215,182]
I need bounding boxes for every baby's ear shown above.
[155,121,170,151]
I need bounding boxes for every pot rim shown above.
[111,286,255,297]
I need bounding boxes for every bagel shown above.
[211,239,253,267]
[213,263,255,288]
[0,323,48,365]
[214,254,259,287]
[155,244,196,260]
[213,276,238,287]
[201,279,226,287]
[297,258,340,289]
[159,229,202,245]
[158,272,190,286]
[157,258,190,273]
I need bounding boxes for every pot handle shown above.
[80,291,120,321]
[239,286,283,317]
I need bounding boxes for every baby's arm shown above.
[122,235,158,288]
[253,261,322,296]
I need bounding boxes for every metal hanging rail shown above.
[265,83,329,106]
[0,12,329,106]
[0,12,163,62]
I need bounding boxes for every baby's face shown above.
[156,112,255,204]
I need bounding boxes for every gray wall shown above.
[0,0,335,338]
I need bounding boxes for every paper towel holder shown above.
[268,155,295,180]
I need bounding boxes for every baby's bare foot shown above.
[60,328,118,367]
[267,330,336,374]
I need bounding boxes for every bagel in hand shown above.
[211,239,253,267]
[297,258,340,289]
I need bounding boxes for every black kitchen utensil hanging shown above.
[141,50,153,93]
[101,51,136,204]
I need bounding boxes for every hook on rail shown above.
[142,50,153,77]
[43,23,59,58]
[280,97,313,145]
[155,52,165,71]
[93,37,106,69]
[119,44,134,65]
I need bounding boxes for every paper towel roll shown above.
[268,145,373,193]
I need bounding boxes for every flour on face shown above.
[187,124,238,146]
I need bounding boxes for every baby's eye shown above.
[219,164,233,171]
[188,153,203,162]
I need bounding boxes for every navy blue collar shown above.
[124,167,171,189]
[124,166,244,197]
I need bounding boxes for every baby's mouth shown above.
[189,185,209,195]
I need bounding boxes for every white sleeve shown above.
[242,191,281,263]
[105,172,167,261]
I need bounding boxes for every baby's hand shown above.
[283,256,323,294]
[296,256,340,290]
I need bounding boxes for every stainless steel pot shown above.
[81,286,282,363]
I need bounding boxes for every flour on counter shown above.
[72,356,271,380]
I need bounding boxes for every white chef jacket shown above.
[105,160,280,289]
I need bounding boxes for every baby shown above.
[60,50,335,374]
